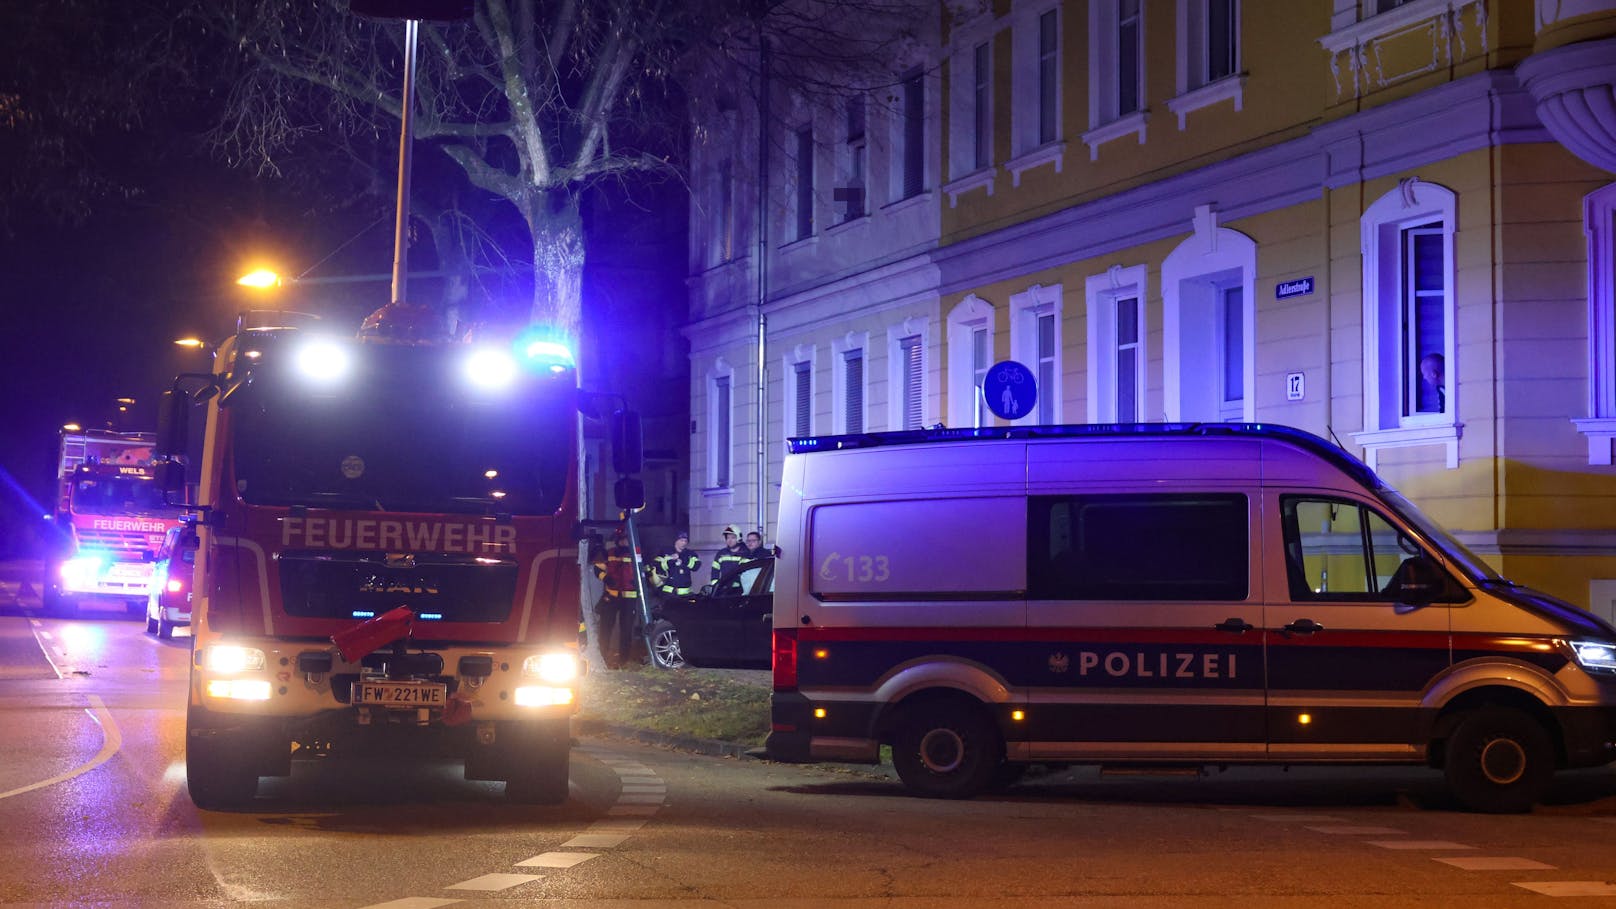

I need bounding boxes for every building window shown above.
[792,359,813,438]
[838,95,867,223]
[974,42,992,170]
[1086,265,1148,424]
[794,126,815,241]
[1576,183,1616,464]
[715,159,734,263]
[947,294,996,428]
[1118,0,1142,117]
[1219,285,1244,421]
[1375,0,1414,13]
[1354,179,1458,469]
[1011,284,1063,424]
[902,71,925,199]
[1038,9,1059,145]
[900,334,924,429]
[711,373,732,489]
[1206,0,1237,83]
[840,347,865,434]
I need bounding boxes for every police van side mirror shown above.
[1387,555,1445,605]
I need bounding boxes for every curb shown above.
[575,718,761,759]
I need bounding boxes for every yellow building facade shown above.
[684,0,1616,612]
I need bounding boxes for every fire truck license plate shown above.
[355,681,448,707]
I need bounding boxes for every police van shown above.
[764,423,1616,812]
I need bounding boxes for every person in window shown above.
[591,523,641,668]
[711,524,747,583]
[1419,352,1445,412]
[652,531,702,597]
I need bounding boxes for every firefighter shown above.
[710,524,748,585]
[652,531,702,597]
[591,523,641,668]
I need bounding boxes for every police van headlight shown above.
[201,645,266,673]
[1570,641,1616,675]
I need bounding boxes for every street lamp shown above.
[236,269,282,289]
[174,338,206,349]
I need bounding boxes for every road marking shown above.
[516,852,599,869]
[444,873,542,891]
[1513,882,1616,897]
[561,832,631,848]
[1369,840,1474,851]
[356,900,461,909]
[1305,826,1406,835]
[1251,814,1345,823]
[1436,857,1555,871]
[0,694,120,801]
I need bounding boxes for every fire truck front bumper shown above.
[190,635,584,727]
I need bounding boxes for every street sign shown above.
[1276,276,1315,300]
[983,360,1037,421]
[349,0,473,20]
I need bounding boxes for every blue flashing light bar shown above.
[351,610,376,619]
[513,327,575,373]
[785,422,1379,488]
[420,613,443,621]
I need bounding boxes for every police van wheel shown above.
[891,700,1002,799]
[1443,707,1553,814]
[647,620,685,670]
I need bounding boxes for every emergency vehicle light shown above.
[206,679,272,701]
[351,610,376,618]
[522,652,579,684]
[465,348,518,390]
[521,339,575,373]
[295,339,351,382]
[166,578,184,594]
[60,555,105,586]
[201,645,266,673]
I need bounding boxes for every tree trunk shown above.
[524,190,585,342]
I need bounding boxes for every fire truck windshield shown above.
[231,345,573,516]
[71,475,170,516]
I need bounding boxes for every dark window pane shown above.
[974,42,991,169]
[845,350,864,433]
[1116,297,1138,345]
[794,361,812,437]
[1028,494,1249,600]
[1116,347,1136,421]
[1222,286,1244,402]
[1039,10,1058,144]
[1118,8,1139,115]
[901,335,923,429]
[715,376,731,487]
[903,73,925,198]
[1207,0,1235,81]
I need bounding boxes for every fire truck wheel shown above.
[43,588,76,619]
[504,743,569,805]
[890,698,1002,799]
[186,736,260,810]
[158,615,177,639]
[1443,706,1554,814]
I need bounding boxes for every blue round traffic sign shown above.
[983,360,1037,421]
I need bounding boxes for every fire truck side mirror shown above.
[156,389,190,460]
[611,410,644,475]
[614,477,646,512]
[155,460,187,494]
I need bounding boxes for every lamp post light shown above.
[236,269,283,289]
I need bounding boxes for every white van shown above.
[765,424,1616,812]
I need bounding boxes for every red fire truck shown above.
[157,306,642,808]
[44,429,183,617]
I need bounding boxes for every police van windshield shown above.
[231,346,572,516]
[1377,487,1502,583]
[71,476,170,516]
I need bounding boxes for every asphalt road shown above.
[2,569,1616,907]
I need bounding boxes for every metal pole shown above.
[755,34,771,540]
[390,18,421,305]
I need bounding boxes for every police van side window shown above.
[1282,496,1413,601]
[1027,494,1249,600]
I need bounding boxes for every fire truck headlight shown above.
[205,679,272,701]
[201,645,266,673]
[465,348,518,390]
[1571,641,1616,674]
[60,556,104,586]
[522,652,579,684]
[295,339,351,383]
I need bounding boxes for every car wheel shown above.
[890,699,1002,799]
[1443,707,1554,814]
[647,619,685,669]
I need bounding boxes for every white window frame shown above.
[1084,0,1150,159]
[707,360,735,490]
[1575,182,1616,464]
[832,332,871,435]
[947,294,997,427]
[1086,265,1150,423]
[887,318,931,430]
[890,68,932,204]
[1168,0,1246,130]
[783,344,818,443]
[1010,283,1064,424]
[836,94,868,224]
[1161,208,1257,422]
[945,26,997,206]
[792,123,816,242]
[1352,178,1460,470]
[1009,0,1067,184]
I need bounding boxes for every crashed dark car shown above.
[647,557,773,669]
